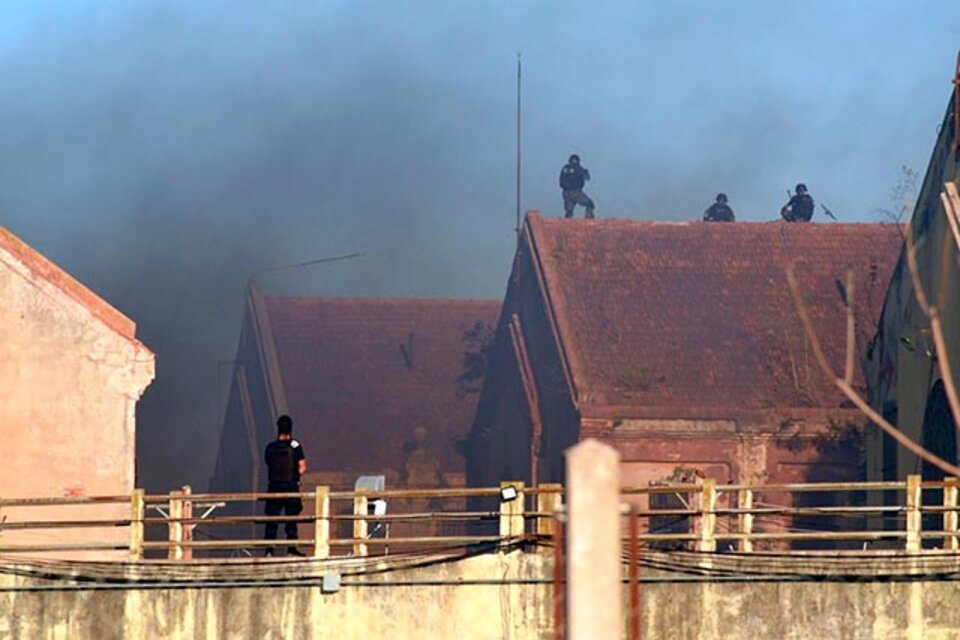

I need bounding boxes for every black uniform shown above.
[782,193,814,222]
[263,438,305,542]
[559,164,595,218]
[703,202,735,222]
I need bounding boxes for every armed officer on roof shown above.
[263,414,307,557]
[703,193,735,222]
[559,154,595,219]
[781,183,815,222]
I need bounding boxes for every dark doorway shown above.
[921,381,957,546]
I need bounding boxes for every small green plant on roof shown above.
[616,363,666,391]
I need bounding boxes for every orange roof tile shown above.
[262,296,501,475]
[524,214,902,413]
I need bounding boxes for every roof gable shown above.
[0,226,136,339]
[524,214,902,413]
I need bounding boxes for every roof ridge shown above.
[263,295,500,305]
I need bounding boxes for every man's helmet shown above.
[717,193,728,203]
[796,183,807,194]
[569,154,580,164]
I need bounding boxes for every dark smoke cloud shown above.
[1,1,957,490]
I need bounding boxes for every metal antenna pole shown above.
[516,51,522,236]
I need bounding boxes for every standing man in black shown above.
[781,183,815,222]
[263,415,307,557]
[559,154,596,219]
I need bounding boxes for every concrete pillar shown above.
[566,439,621,640]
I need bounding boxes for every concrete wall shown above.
[0,229,154,555]
[4,549,960,639]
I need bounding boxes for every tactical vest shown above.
[265,440,298,485]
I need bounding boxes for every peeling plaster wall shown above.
[0,243,154,556]
[3,551,960,639]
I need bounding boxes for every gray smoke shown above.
[0,2,955,491]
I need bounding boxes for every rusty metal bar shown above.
[143,539,316,550]
[0,543,129,553]
[0,495,131,507]
[628,506,640,640]
[553,517,565,640]
[0,519,132,529]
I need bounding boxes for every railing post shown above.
[181,485,193,561]
[698,479,717,553]
[314,486,330,559]
[353,494,368,557]
[500,481,525,538]
[129,489,144,560]
[537,483,563,538]
[906,474,921,553]
[944,478,958,551]
[168,489,183,560]
[738,488,754,553]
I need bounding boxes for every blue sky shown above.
[1,1,957,488]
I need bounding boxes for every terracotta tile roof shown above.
[0,226,136,339]
[525,214,902,413]
[262,296,500,476]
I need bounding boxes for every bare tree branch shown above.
[786,267,960,477]
[940,183,960,255]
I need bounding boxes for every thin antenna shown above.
[248,251,366,288]
[515,51,522,236]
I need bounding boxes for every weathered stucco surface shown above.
[0,229,154,556]
[3,550,960,639]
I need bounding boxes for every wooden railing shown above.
[619,475,960,552]
[3,476,960,559]
[0,482,561,559]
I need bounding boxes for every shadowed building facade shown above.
[866,82,960,487]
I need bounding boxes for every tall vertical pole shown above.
[516,51,522,236]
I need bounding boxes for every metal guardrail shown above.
[2,476,960,559]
